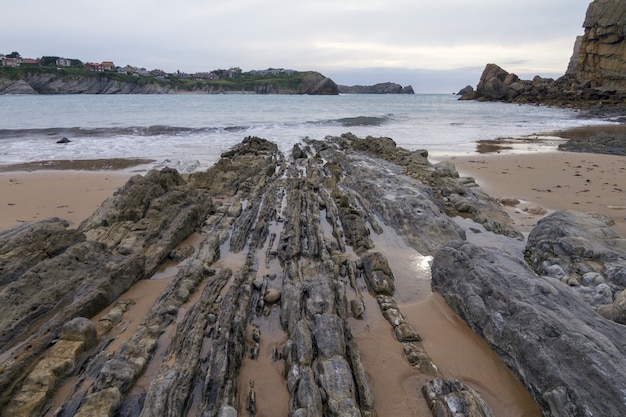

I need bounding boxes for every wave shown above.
[0,115,391,141]
[0,125,252,140]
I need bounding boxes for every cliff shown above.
[461,0,626,106]
[0,68,339,95]
[573,0,626,91]
[338,82,415,94]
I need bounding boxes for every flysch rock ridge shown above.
[2,135,623,417]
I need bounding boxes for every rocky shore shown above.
[460,0,626,112]
[1,135,624,416]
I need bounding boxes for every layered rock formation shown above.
[459,63,626,106]
[2,135,624,416]
[461,0,626,106]
[432,240,626,417]
[338,82,415,94]
[572,0,626,91]
[525,210,626,324]
[0,135,522,417]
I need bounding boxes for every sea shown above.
[0,93,615,172]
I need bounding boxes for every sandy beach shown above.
[0,170,132,230]
[1,137,625,238]
[447,150,626,237]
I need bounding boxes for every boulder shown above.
[432,240,626,416]
[525,210,626,321]
[59,317,97,348]
[457,85,474,95]
[423,378,494,417]
[361,252,395,295]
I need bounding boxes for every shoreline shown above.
[445,145,626,238]
[1,132,622,416]
[2,125,625,236]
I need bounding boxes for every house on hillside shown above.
[84,61,115,72]
[84,62,103,72]
[56,58,72,68]
[20,58,40,66]
[2,57,20,67]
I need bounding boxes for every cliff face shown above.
[0,70,339,95]
[573,0,626,91]
[464,0,626,105]
[24,72,173,94]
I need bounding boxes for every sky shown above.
[3,0,593,93]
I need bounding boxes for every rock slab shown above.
[432,240,626,417]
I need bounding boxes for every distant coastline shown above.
[0,66,413,95]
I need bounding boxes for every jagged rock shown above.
[80,167,213,275]
[313,314,346,359]
[613,289,626,324]
[0,135,519,416]
[0,217,85,286]
[558,131,626,156]
[574,0,626,92]
[361,252,395,296]
[463,2,626,107]
[350,299,365,318]
[317,356,361,416]
[60,317,97,347]
[525,210,626,321]
[432,240,626,417]
[423,378,494,417]
[456,85,474,95]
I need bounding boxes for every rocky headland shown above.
[0,70,340,95]
[0,69,414,96]
[460,0,626,110]
[337,83,414,94]
[1,135,624,416]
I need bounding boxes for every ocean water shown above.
[0,94,612,172]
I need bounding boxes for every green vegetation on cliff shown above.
[0,66,335,94]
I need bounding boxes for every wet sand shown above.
[0,170,132,229]
[447,150,626,236]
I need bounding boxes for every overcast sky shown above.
[3,0,592,92]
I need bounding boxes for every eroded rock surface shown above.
[1,135,539,416]
[525,210,626,324]
[432,240,626,417]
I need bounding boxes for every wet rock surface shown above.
[0,135,620,416]
[432,240,626,417]
[525,210,626,324]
